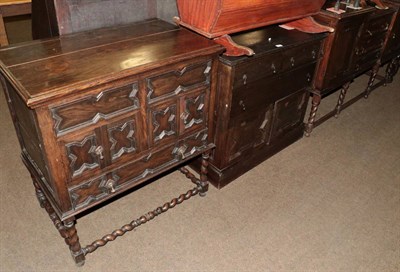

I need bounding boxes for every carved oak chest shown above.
[0,19,222,265]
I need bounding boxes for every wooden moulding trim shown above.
[0,61,30,104]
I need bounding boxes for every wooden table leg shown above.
[385,56,400,85]
[335,82,351,118]
[31,178,85,266]
[305,93,321,137]
[365,62,380,99]
[0,14,9,46]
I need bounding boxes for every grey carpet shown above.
[0,16,399,272]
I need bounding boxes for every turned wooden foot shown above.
[305,94,321,137]
[199,151,210,197]
[365,63,380,99]
[62,219,85,266]
[335,82,351,118]
[32,178,86,266]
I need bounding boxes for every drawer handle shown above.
[312,50,316,59]
[239,100,246,111]
[271,63,277,74]
[174,145,188,160]
[393,33,396,39]
[290,57,295,67]
[367,30,373,36]
[106,179,116,193]
[243,74,248,85]
[95,146,104,160]
[102,179,117,194]
[384,23,389,31]
[306,73,312,83]
[260,119,269,131]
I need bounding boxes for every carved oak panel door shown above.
[106,116,140,163]
[149,99,178,146]
[179,89,208,135]
[63,114,141,179]
[65,130,104,178]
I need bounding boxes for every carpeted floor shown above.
[0,16,399,272]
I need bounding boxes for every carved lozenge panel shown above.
[108,119,138,162]
[150,103,178,144]
[180,92,206,133]
[51,83,139,136]
[66,134,101,177]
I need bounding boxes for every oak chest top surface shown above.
[220,25,326,65]
[0,19,222,107]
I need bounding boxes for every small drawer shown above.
[51,82,139,136]
[281,41,321,71]
[357,32,387,55]
[146,61,211,104]
[68,130,210,211]
[233,51,283,89]
[354,49,381,72]
[231,63,315,120]
[363,15,392,37]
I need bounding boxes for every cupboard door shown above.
[227,106,273,163]
[325,18,364,84]
[270,89,308,143]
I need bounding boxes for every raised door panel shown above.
[270,89,308,143]
[148,99,179,147]
[179,88,208,135]
[64,131,103,179]
[106,115,141,163]
[226,106,273,164]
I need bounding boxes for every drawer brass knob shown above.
[106,180,116,193]
[239,100,246,111]
[95,146,104,160]
[271,63,277,74]
[290,57,295,67]
[174,145,188,160]
[306,73,312,82]
[312,50,316,59]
